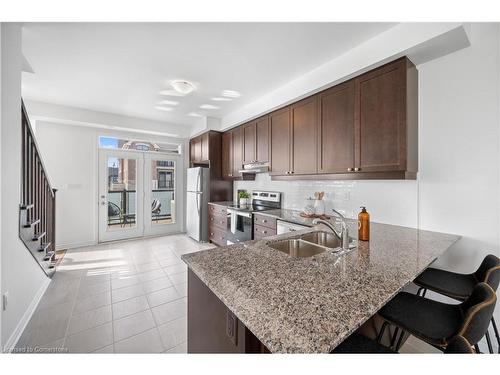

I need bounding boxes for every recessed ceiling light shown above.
[159,90,185,97]
[154,106,174,112]
[159,100,179,106]
[211,97,232,102]
[199,104,219,110]
[171,80,195,95]
[222,90,241,98]
[188,112,203,117]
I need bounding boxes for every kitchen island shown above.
[181,221,460,353]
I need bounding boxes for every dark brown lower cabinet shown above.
[188,270,268,353]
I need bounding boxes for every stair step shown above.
[32,231,46,241]
[38,242,51,252]
[23,218,40,228]
[20,204,34,210]
[43,251,55,261]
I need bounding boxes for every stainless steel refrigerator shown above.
[186,167,210,242]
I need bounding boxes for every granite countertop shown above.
[208,201,235,207]
[182,221,460,353]
[255,208,318,227]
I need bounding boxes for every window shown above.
[157,171,173,189]
[99,136,181,154]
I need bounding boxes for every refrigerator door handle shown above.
[196,192,200,215]
[196,168,201,192]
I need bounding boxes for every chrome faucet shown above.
[313,209,350,251]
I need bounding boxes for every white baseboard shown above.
[3,277,51,353]
[56,240,96,250]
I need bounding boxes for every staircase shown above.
[19,101,57,277]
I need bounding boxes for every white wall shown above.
[33,119,186,250]
[1,23,49,352]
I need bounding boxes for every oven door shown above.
[226,209,252,244]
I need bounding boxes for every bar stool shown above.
[376,283,497,353]
[414,254,500,353]
[331,334,474,353]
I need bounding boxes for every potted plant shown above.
[238,191,250,206]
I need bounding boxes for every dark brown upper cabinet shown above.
[201,132,209,162]
[190,136,203,163]
[255,115,270,163]
[291,96,318,175]
[243,122,256,164]
[354,57,417,177]
[269,107,291,175]
[317,80,355,174]
[222,131,233,179]
[231,126,244,178]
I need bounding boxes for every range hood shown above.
[239,162,269,174]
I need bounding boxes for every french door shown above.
[98,149,180,242]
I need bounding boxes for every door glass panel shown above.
[151,160,175,225]
[107,157,137,230]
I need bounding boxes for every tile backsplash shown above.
[234,173,418,227]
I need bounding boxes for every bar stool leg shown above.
[490,317,500,353]
[485,331,494,354]
[395,330,406,352]
[390,327,400,349]
[474,343,481,354]
[376,322,388,343]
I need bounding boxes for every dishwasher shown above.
[276,220,310,234]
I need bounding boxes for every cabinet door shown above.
[255,116,269,163]
[291,96,318,175]
[193,137,202,162]
[201,133,209,161]
[355,58,406,172]
[318,81,355,174]
[269,107,291,175]
[222,131,233,179]
[243,122,256,164]
[190,139,196,164]
[232,126,243,178]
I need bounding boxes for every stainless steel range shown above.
[226,191,281,245]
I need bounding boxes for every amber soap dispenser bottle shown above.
[358,207,370,241]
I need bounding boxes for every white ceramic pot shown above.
[313,199,325,215]
[239,198,249,206]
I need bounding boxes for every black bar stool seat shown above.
[378,292,464,347]
[415,268,476,300]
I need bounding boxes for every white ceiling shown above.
[22,23,396,128]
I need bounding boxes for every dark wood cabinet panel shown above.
[253,214,277,230]
[291,96,318,175]
[255,116,270,163]
[232,126,244,178]
[318,80,355,174]
[222,131,233,179]
[194,137,202,162]
[243,122,256,164]
[201,133,209,162]
[269,107,291,175]
[355,58,407,172]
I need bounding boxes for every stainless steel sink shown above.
[300,231,341,249]
[268,239,327,258]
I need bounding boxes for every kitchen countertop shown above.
[182,221,460,353]
[208,201,234,207]
[255,208,318,227]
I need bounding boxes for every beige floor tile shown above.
[111,284,145,303]
[158,316,187,350]
[113,309,156,342]
[158,256,182,267]
[151,298,187,326]
[77,280,111,299]
[167,272,187,285]
[111,275,141,290]
[163,263,187,276]
[68,304,112,335]
[141,276,173,294]
[114,328,164,353]
[174,282,187,298]
[65,323,113,353]
[138,268,165,282]
[146,287,180,308]
[112,295,150,320]
[165,341,187,353]
[92,344,114,353]
[73,291,111,314]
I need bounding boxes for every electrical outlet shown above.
[2,291,9,311]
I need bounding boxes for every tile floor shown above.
[15,234,215,353]
[14,233,497,354]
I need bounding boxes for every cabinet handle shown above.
[291,171,294,174]
[347,168,353,172]
[263,231,267,234]
[263,219,267,223]
[210,232,214,236]
[354,167,361,172]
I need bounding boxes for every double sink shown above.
[267,231,356,258]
